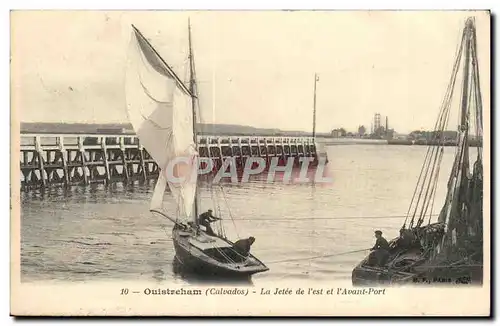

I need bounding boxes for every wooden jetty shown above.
[19,133,324,190]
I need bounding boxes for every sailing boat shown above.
[352,17,484,285]
[125,21,269,277]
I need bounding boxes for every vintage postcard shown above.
[10,10,491,316]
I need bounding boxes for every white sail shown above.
[125,27,198,221]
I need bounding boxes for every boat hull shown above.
[172,227,269,278]
[352,260,483,286]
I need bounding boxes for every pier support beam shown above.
[101,138,111,184]
[35,136,47,188]
[78,137,88,185]
[59,137,69,185]
[120,137,129,183]
[138,143,147,181]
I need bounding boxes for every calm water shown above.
[20,145,478,284]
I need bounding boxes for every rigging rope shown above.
[267,248,369,264]
[416,146,444,226]
[405,26,466,229]
[214,187,226,238]
[219,185,240,238]
[137,213,438,222]
[426,149,445,225]
[229,214,439,222]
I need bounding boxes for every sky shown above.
[11,10,490,134]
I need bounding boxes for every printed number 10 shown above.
[121,288,129,295]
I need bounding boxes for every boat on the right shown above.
[352,17,484,286]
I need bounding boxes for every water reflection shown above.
[21,168,324,202]
[172,257,254,286]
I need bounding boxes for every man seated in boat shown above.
[393,228,415,250]
[232,236,256,258]
[198,209,220,236]
[368,230,390,267]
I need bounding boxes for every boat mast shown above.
[457,19,473,178]
[460,20,472,130]
[188,18,200,225]
[439,18,474,238]
[312,73,318,139]
[471,20,484,145]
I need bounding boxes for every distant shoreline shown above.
[20,122,324,137]
[19,122,483,147]
[317,138,482,147]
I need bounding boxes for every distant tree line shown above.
[408,130,481,141]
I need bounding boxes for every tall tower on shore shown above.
[374,113,381,131]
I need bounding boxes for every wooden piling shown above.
[120,137,129,182]
[35,136,47,188]
[138,142,147,181]
[101,137,111,184]
[57,136,69,186]
[78,137,89,185]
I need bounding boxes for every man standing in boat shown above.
[198,209,220,236]
[369,230,390,267]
